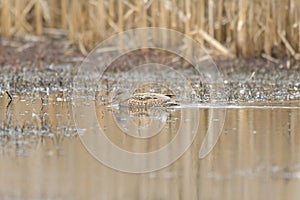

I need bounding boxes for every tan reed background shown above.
[0,0,299,58]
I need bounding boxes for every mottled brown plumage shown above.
[128,93,178,107]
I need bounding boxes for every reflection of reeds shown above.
[0,0,299,57]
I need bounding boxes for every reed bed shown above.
[0,0,299,58]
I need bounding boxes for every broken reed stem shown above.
[0,0,299,57]
[198,29,235,57]
[279,31,296,57]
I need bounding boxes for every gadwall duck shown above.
[128,92,178,107]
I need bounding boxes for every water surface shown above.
[0,95,299,200]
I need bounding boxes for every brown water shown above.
[0,95,299,200]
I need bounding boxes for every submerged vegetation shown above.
[0,0,299,57]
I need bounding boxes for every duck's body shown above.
[128,93,178,107]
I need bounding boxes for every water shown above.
[0,93,299,199]
[0,59,299,199]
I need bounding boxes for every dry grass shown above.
[0,0,299,58]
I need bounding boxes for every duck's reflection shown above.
[110,105,176,139]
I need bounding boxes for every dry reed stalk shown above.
[229,0,238,55]
[288,0,299,50]
[297,2,300,53]
[177,0,184,29]
[198,0,205,44]
[48,0,56,27]
[60,0,68,29]
[78,3,88,56]
[190,0,196,32]
[137,1,148,49]
[96,0,106,40]
[264,0,271,55]
[159,0,167,28]
[276,0,287,56]
[298,17,300,54]
[247,0,254,56]
[87,0,94,40]
[216,0,224,42]
[224,0,232,44]
[35,0,43,35]
[208,0,214,37]
[1,0,12,36]
[159,0,168,48]
[195,1,203,28]
[184,0,190,35]
[41,0,51,25]
[253,2,264,55]
[79,2,87,46]
[170,0,178,29]
[0,0,299,57]
[169,0,177,47]
[14,0,26,33]
[69,0,82,43]
[137,0,147,29]
[237,0,248,56]
[271,0,279,45]
[118,0,123,51]
[151,0,157,27]
[184,0,192,59]
[150,0,160,49]
[118,0,123,31]
[170,0,177,29]
[109,0,115,19]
